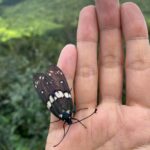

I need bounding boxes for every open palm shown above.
[46,0,150,150]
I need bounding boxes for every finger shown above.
[57,44,77,100]
[121,2,150,107]
[50,44,77,124]
[96,0,123,103]
[75,5,98,109]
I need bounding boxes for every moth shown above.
[33,65,97,147]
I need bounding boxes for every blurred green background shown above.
[0,0,149,149]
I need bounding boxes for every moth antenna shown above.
[53,122,71,147]
[73,107,88,114]
[73,108,97,124]
[69,87,72,92]
[76,108,88,112]
[72,118,87,128]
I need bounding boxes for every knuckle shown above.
[100,54,123,68]
[126,59,150,70]
[76,65,98,78]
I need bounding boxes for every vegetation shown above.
[0,0,149,149]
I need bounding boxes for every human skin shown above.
[46,0,150,150]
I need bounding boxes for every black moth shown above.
[33,65,97,147]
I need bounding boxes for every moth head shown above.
[59,110,72,124]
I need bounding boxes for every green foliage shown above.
[0,0,93,42]
[0,0,149,149]
[0,27,76,149]
[0,0,93,149]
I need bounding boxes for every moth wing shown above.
[47,66,73,115]
[46,65,70,92]
[33,66,74,118]
[33,73,54,103]
[51,97,73,119]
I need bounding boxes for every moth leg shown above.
[78,108,97,122]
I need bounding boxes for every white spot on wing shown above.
[47,101,51,109]
[55,91,64,98]
[48,73,51,76]
[64,92,69,98]
[41,90,44,94]
[60,81,63,84]
[59,71,63,75]
[55,70,63,75]
[49,96,54,103]
[66,110,70,114]
[58,91,63,98]
[59,114,63,118]
[55,92,59,98]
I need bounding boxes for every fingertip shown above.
[57,44,77,99]
[77,5,98,42]
[121,2,145,20]
[121,2,140,10]
[57,44,77,77]
[121,2,148,40]
[95,0,120,29]
[79,5,96,18]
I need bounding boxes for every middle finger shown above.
[96,0,123,103]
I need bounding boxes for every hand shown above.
[46,0,150,149]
